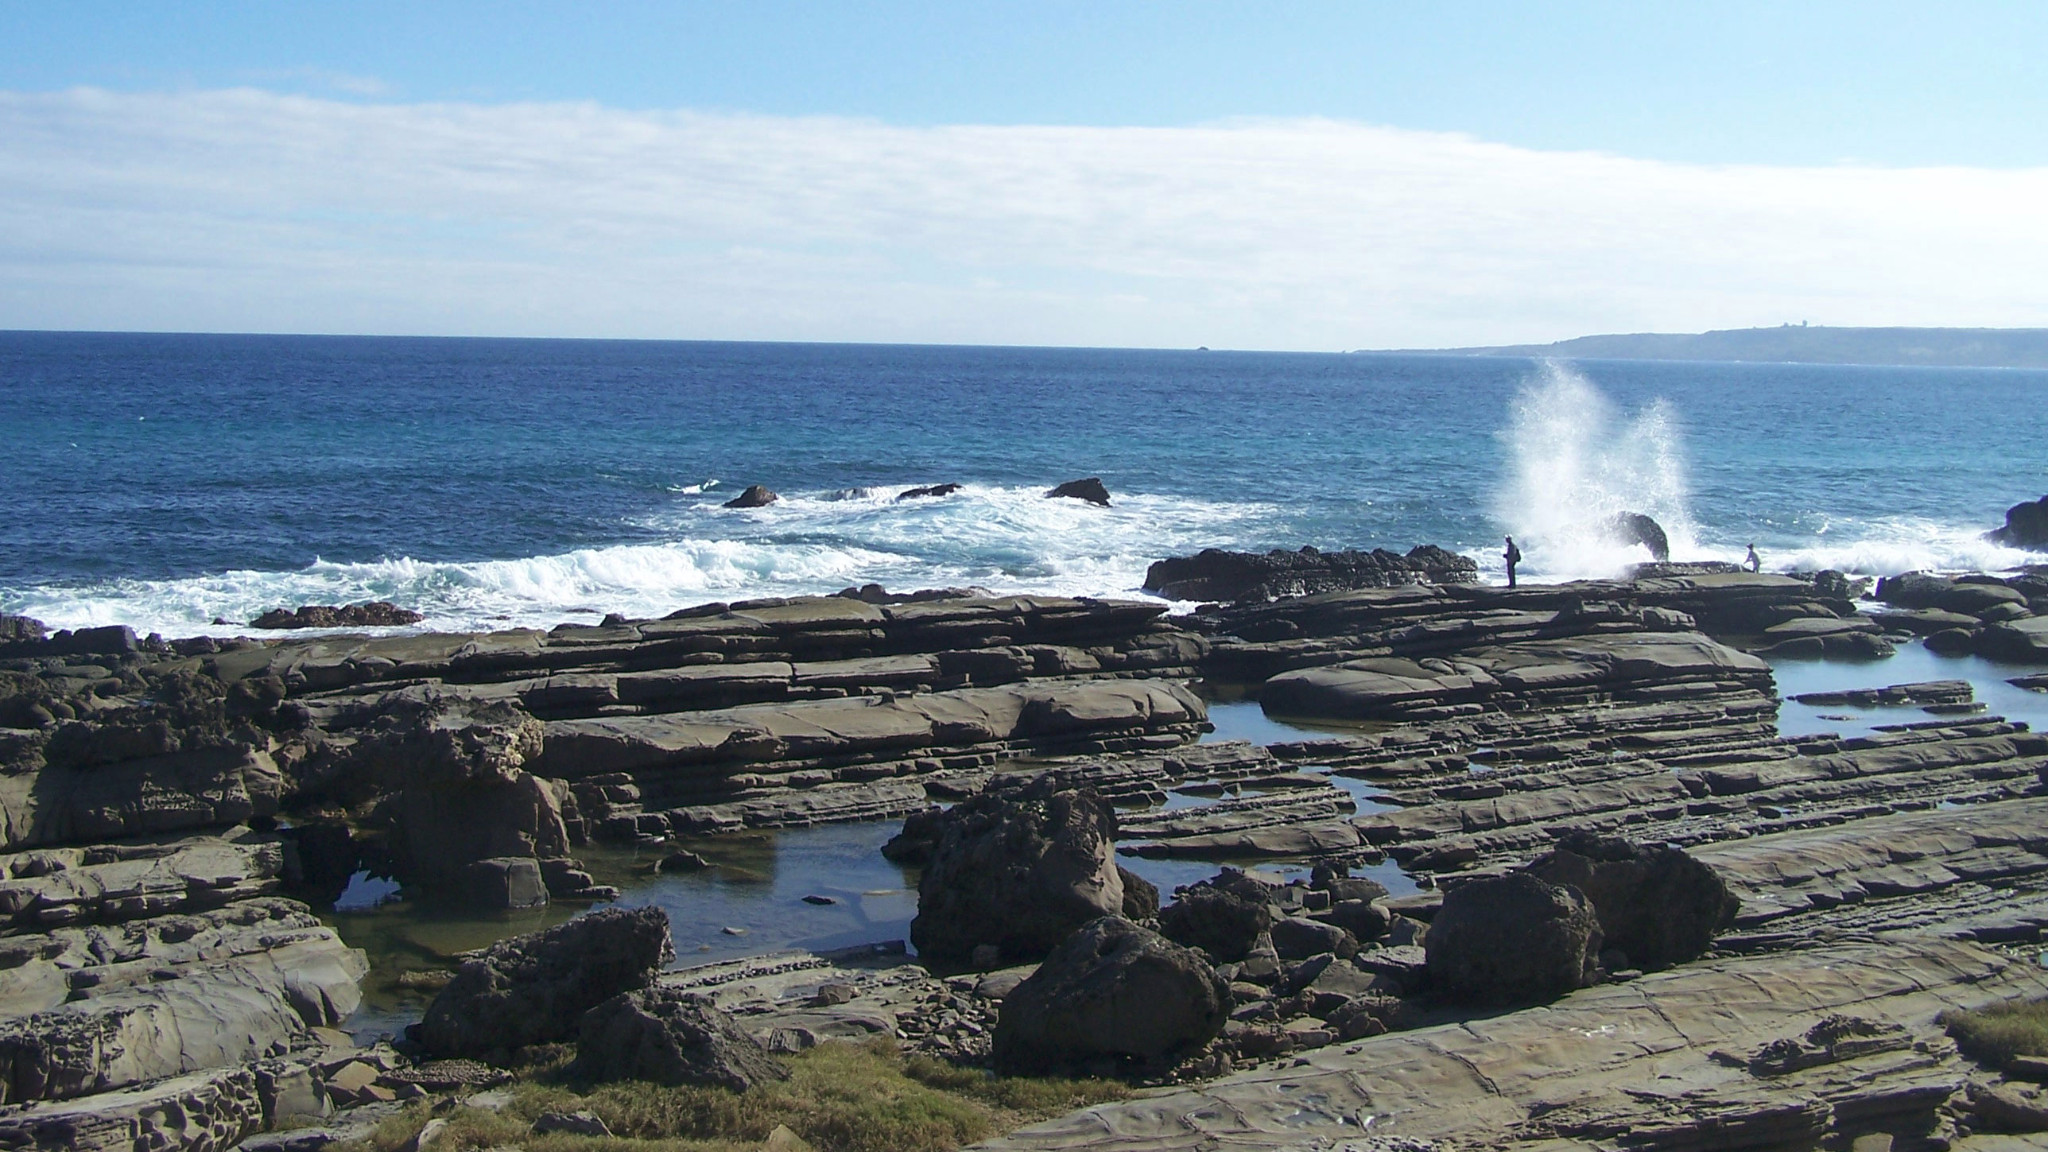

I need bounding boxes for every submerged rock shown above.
[992,917,1229,1074]
[1424,872,1601,1005]
[908,774,1125,964]
[722,484,779,508]
[1046,477,1111,506]
[419,905,675,1059]
[570,986,788,1091]
[1525,831,1737,970]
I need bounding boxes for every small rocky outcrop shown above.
[249,602,425,630]
[908,775,1125,964]
[1990,495,2048,551]
[1046,477,1111,506]
[1605,512,1671,562]
[570,986,788,1091]
[991,917,1229,1074]
[1156,870,1274,963]
[1525,831,1738,970]
[896,483,962,500]
[723,485,779,508]
[419,906,675,1059]
[1424,872,1601,1005]
[1144,545,1478,604]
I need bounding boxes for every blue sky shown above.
[2,2,2045,346]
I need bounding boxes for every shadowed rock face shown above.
[1990,494,2048,550]
[1424,872,1602,1005]
[420,905,675,1059]
[909,774,1125,965]
[1046,477,1111,506]
[1143,545,1477,604]
[1526,831,1738,970]
[992,917,1229,1074]
[570,987,788,1091]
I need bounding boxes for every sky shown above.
[2,1,2046,349]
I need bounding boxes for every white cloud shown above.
[1,87,2045,348]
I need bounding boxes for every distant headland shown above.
[1377,324,2048,369]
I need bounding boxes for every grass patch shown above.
[341,1040,1132,1152]
[1942,995,2048,1069]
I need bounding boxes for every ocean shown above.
[2,330,2043,635]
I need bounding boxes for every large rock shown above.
[1606,512,1671,562]
[1143,545,1477,604]
[1424,872,1602,1005]
[722,484,779,508]
[1157,870,1274,962]
[1525,831,1737,970]
[419,905,675,1058]
[992,917,1229,1074]
[1046,477,1111,506]
[570,986,788,1091]
[249,602,425,629]
[908,774,1125,964]
[1990,495,2048,551]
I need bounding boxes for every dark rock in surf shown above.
[1047,477,1112,506]
[249,602,425,630]
[723,485,779,508]
[897,483,963,500]
[1143,545,1478,604]
[1606,512,1672,562]
[1990,495,2048,551]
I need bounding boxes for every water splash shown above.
[1494,361,1697,581]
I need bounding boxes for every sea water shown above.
[3,331,2044,635]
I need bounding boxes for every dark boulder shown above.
[1990,496,2048,551]
[1606,512,1671,562]
[249,602,425,629]
[0,615,46,649]
[1143,545,1479,603]
[1525,831,1737,970]
[1046,477,1111,506]
[896,483,963,500]
[1424,872,1601,1005]
[1269,915,1358,961]
[992,917,1229,1074]
[908,774,1125,964]
[570,986,788,1091]
[1117,866,1160,920]
[1157,869,1274,962]
[419,906,675,1058]
[722,485,779,509]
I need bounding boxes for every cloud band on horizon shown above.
[2,87,2045,348]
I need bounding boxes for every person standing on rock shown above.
[1745,544,1761,573]
[1504,536,1522,588]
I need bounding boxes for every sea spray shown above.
[1494,361,1698,581]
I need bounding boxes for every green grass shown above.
[1941,995,2048,1069]
[341,1040,1131,1152]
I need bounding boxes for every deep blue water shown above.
[2,330,2044,634]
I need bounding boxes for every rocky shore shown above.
[1,552,2046,1150]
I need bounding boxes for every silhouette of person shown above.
[1504,536,1522,588]
[1745,543,1761,573]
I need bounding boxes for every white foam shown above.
[1490,360,1699,583]
[1,483,1275,636]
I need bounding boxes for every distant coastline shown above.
[1376,325,2048,370]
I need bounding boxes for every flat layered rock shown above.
[978,939,2048,1151]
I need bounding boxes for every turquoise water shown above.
[3,332,2044,633]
